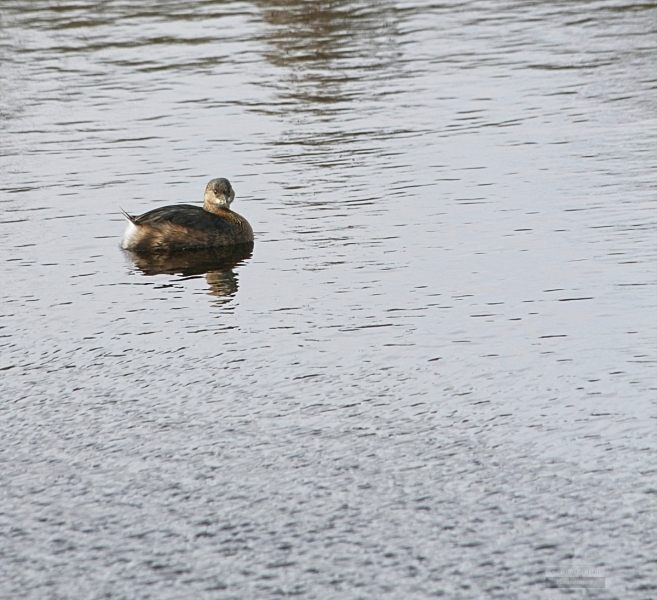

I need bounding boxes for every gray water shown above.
[1,1,656,598]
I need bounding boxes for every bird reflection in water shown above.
[124,243,253,303]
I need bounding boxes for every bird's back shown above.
[122,204,253,252]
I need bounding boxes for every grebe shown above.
[121,178,253,252]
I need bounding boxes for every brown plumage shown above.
[121,178,253,253]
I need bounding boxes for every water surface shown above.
[1,1,656,598]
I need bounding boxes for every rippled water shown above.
[1,1,656,598]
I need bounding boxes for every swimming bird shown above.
[121,178,253,253]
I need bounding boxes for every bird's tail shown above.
[119,208,137,224]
